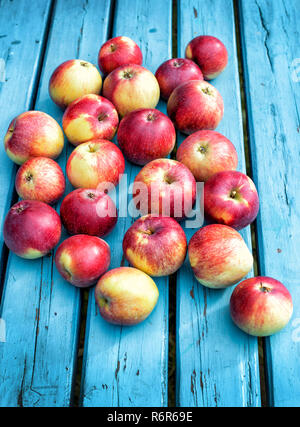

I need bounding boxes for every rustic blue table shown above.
[0,0,299,407]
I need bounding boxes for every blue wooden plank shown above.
[0,0,112,407]
[175,0,261,407]
[80,0,172,407]
[238,0,300,407]
[0,0,53,277]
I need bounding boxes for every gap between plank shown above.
[233,0,267,408]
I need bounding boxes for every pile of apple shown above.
[3,35,292,336]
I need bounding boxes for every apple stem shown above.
[260,283,271,293]
[230,190,237,199]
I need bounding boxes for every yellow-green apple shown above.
[95,267,159,325]
[55,234,110,288]
[133,158,196,221]
[60,188,117,237]
[62,94,119,146]
[185,35,228,80]
[98,36,143,75]
[204,170,259,230]
[4,111,64,165]
[188,224,253,289]
[155,58,203,100]
[15,157,65,205]
[103,64,160,117]
[3,200,61,259]
[66,139,125,189]
[117,108,176,165]
[167,80,224,134]
[123,215,187,276]
[230,277,293,337]
[49,59,102,109]
[176,130,238,182]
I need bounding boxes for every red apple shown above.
[3,200,61,259]
[185,35,228,80]
[98,36,143,75]
[95,267,159,325]
[188,224,253,289]
[15,157,65,205]
[103,64,160,117]
[62,94,119,146]
[176,130,238,182]
[230,277,293,337]
[49,59,102,109]
[60,188,117,237]
[133,158,196,221]
[4,111,64,165]
[66,139,125,189]
[123,215,187,276]
[204,171,259,230]
[55,235,110,288]
[155,58,204,100]
[117,108,176,165]
[167,80,224,135]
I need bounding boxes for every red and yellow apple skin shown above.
[103,64,160,117]
[117,108,176,165]
[49,59,102,109]
[123,215,187,277]
[185,35,228,80]
[155,58,203,100]
[3,200,61,259]
[55,235,110,288]
[204,171,259,230]
[66,139,125,189]
[167,80,224,135]
[60,188,117,237]
[230,277,293,337]
[133,158,196,221]
[176,130,238,182]
[188,224,253,289]
[4,111,64,165]
[62,94,119,146]
[98,36,143,75]
[15,157,65,205]
[95,267,159,325]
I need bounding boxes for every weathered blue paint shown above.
[80,0,172,407]
[175,0,261,407]
[0,0,112,407]
[239,0,300,407]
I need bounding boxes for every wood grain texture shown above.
[238,0,300,407]
[175,0,261,407]
[0,0,112,407]
[80,0,172,407]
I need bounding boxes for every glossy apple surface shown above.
[188,224,253,289]
[3,200,61,259]
[60,188,117,237]
[176,130,238,182]
[62,94,119,146]
[49,59,102,109]
[155,58,203,100]
[98,36,143,75]
[103,64,160,117]
[204,171,259,230]
[55,235,110,288]
[117,108,176,165]
[66,139,125,189]
[15,157,65,205]
[95,267,159,325]
[123,215,187,276]
[185,35,228,80]
[4,111,64,165]
[133,158,196,221]
[230,276,293,337]
[167,80,224,134]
